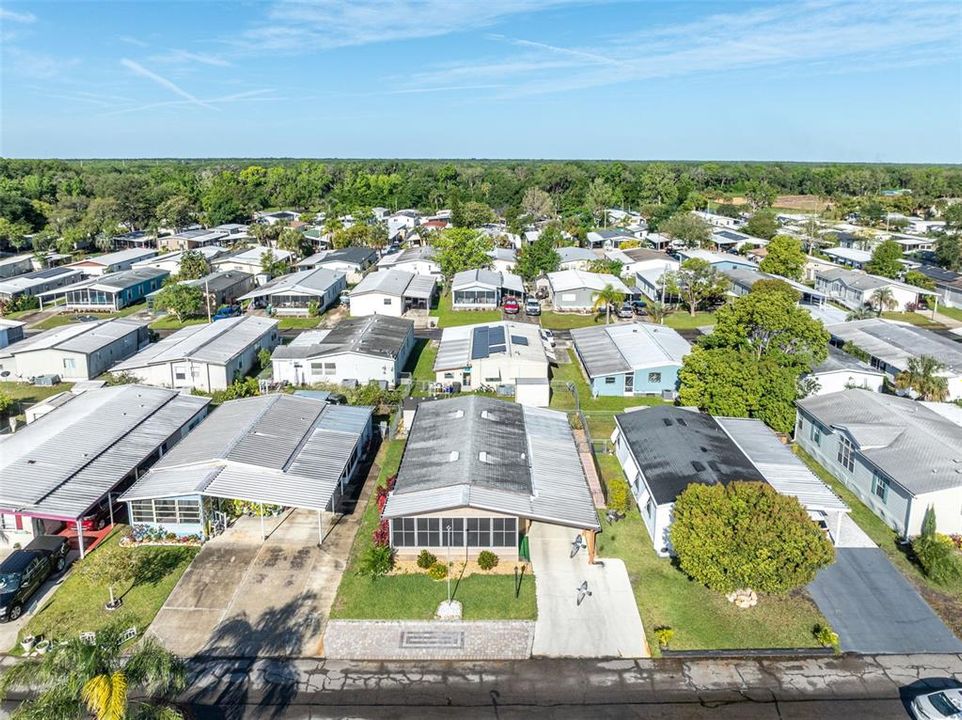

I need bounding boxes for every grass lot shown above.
[0,381,74,425]
[594,458,826,654]
[540,311,607,330]
[937,305,962,323]
[331,440,537,620]
[277,316,323,330]
[550,349,668,437]
[880,311,947,329]
[18,526,197,648]
[404,338,438,387]
[148,315,208,331]
[794,445,962,637]
[31,303,150,331]
[663,311,717,330]
[430,291,503,328]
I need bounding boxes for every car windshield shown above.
[929,692,962,717]
[0,573,21,592]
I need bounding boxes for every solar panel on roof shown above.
[489,344,506,354]
[471,326,490,360]
[510,335,528,346]
[489,326,506,345]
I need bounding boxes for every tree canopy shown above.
[433,227,493,280]
[660,212,710,248]
[152,282,204,322]
[743,209,779,240]
[865,239,903,278]
[661,258,728,316]
[759,234,806,281]
[515,232,560,281]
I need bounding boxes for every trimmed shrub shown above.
[914,533,961,585]
[371,519,390,547]
[606,475,633,516]
[669,481,835,594]
[359,545,394,578]
[813,624,840,653]
[417,549,438,569]
[654,626,674,649]
[428,562,448,580]
[477,550,499,571]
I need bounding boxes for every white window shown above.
[871,472,890,503]
[63,357,76,370]
[383,298,392,305]
[324,362,336,374]
[837,435,855,472]
[810,424,821,446]
[561,293,576,302]
[648,372,662,383]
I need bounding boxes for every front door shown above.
[624,373,633,395]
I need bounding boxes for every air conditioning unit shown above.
[33,374,61,387]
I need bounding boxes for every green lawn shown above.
[594,458,826,654]
[937,305,962,323]
[277,316,323,330]
[0,381,74,424]
[794,445,962,637]
[404,338,438,387]
[430,291,503,328]
[31,303,149,331]
[663,311,717,330]
[540,311,607,330]
[331,440,537,620]
[880,311,946,329]
[148,315,208,331]
[31,315,76,330]
[17,526,198,649]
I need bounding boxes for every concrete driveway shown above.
[527,522,648,658]
[809,547,962,654]
[0,549,79,653]
[148,508,357,658]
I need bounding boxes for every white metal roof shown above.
[547,269,630,294]
[237,267,344,301]
[0,317,145,358]
[434,321,547,371]
[826,318,962,374]
[570,322,690,377]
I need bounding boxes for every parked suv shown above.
[502,297,520,314]
[212,304,242,321]
[0,536,69,622]
[616,302,635,319]
[524,298,542,316]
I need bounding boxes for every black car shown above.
[630,300,647,315]
[0,536,69,622]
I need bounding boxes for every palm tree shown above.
[895,355,949,401]
[592,284,624,325]
[0,623,187,720]
[846,306,876,321]
[870,287,897,316]
[645,300,669,324]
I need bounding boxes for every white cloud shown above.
[0,8,36,23]
[119,35,149,48]
[4,48,80,79]
[150,49,232,67]
[120,58,216,110]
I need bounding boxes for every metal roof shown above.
[120,395,372,512]
[383,397,599,530]
[237,267,344,301]
[405,273,437,299]
[0,385,210,519]
[0,267,83,295]
[813,345,884,376]
[113,316,278,370]
[614,406,767,505]
[272,315,412,361]
[69,248,157,267]
[351,269,415,297]
[0,317,146,358]
[547,269,630,294]
[722,267,827,300]
[570,322,690,377]
[797,390,962,495]
[557,247,597,263]
[434,321,547,370]
[715,417,849,513]
[214,246,294,266]
[825,318,962,374]
[38,267,169,298]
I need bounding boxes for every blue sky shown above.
[1,0,961,161]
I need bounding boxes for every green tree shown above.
[591,284,624,325]
[278,226,310,257]
[521,187,554,221]
[155,195,195,232]
[869,286,897,315]
[921,506,937,540]
[260,249,291,277]
[935,234,961,272]
[660,212,710,248]
[456,201,496,228]
[0,621,187,720]
[0,217,31,252]
[153,282,204,322]
[744,179,778,211]
[433,227,493,280]
[645,300,669,324]
[585,178,613,226]
[175,250,209,281]
[515,234,560,281]
[903,270,935,290]
[895,355,949,401]
[759,234,806,281]
[332,223,384,249]
[670,482,835,594]
[859,199,886,226]
[865,239,903,278]
[0,390,13,417]
[743,209,779,240]
[943,203,962,232]
[661,258,727,316]
[588,258,623,276]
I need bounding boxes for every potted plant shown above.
[34,638,51,655]
[20,634,36,653]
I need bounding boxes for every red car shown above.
[502,297,521,314]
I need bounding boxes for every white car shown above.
[539,328,556,347]
[912,689,962,719]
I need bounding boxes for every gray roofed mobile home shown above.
[570,322,690,378]
[272,315,413,360]
[0,385,210,520]
[0,317,146,357]
[38,267,170,298]
[557,246,598,264]
[383,395,599,530]
[814,345,884,376]
[0,266,84,299]
[452,268,524,294]
[826,318,962,375]
[797,390,962,496]
[351,268,416,296]
[120,394,372,512]
[614,406,766,505]
[237,267,345,301]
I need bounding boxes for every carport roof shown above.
[120,395,372,512]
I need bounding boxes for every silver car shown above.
[912,689,962,719]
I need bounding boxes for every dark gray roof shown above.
[272,315,412,360]
[396,395,531,494]
[814,345,883,375]
[615,406,766,504]
[322,246,377,266]
[184,270,252,293]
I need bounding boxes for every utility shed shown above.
[119,395,373,542]
[0,317,149,382]
[111,316,280,391]
[382,396,599,561]
[0,385,210,553]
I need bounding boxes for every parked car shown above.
[339,291,351,306]
[213,304,242,321]
[524,298,542,316]
[911,689,962,719]
[325,393,348,405]
[540,328,556,347]
[79,495,124,532]
[502,297,520,314]
[630,299,647,315]
[0,536,69,622]
[616,303,634,319]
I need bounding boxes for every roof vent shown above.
[481,410,492,420]
[449,451,460,462]
[479,451,492,463]
[691,461,706,472]
[662,418,673,427]
[450,409,464,419]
